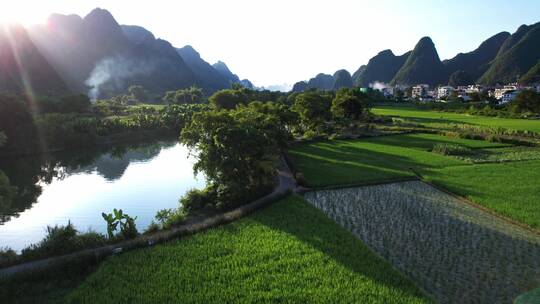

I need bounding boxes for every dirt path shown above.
[304,180,540,304]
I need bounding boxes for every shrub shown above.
[0,247,18,266]
[180,187,217,212]
[153,208,187,229]
[432,143,472,156]
[20,222,107,261]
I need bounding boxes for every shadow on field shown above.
[253,196,429,300]
[289,141,450,186]
[301,182,540,303]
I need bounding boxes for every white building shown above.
[494,85,518,100]
[412,84,429,99]
[465,85,485,93]
[500,90,519,104]
[437,86,454,99]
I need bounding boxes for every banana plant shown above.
[102,208,138,240]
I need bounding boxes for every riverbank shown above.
[0,158,295,277]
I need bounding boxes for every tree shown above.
[128,85,149,103]
[292,91,332,133]
[208,89,247,110]
[511,90,540,114]
[0,95,39,152]
[58,94,91,113]
[180,104,289,208]
[163,86,203,105]
[331,88,367,120]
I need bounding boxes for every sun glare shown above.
[0,8,43,26]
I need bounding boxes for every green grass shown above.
[451,146,540,163]
[289,133,540,229]
[288,134,481,187]
[368,133,510,150]
[423,160,540,229]
[373,106,540,133]
[63,195,429,303]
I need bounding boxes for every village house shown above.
[494,85,518,100]
[500,90,519,104]
[437,86,454,99]
[412,84,429,99]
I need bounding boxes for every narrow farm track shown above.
[303,181,540,304]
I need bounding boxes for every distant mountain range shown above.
[0,8,251,98]
[293,22,540,91]
[1,9,539,97]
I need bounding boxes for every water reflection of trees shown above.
[0,140,176,224]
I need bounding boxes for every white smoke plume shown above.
[85,56,154,101]
[369,81,388,91]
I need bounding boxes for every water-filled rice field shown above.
[304,181,540,304]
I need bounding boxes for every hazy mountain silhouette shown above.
[176,45,231,93]
[0,25,68,96]
[332,69,353,90]
[353,50,410,87]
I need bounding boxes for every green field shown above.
[373,106,540,133]
[289,133,540,229]
[288,133,505,187]
[424,160,540,229]
[59,196,429,303]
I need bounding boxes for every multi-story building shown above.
[500,90,519,104]
[437,86,454,99]
[494,85,518,100]
[411,84,429,99]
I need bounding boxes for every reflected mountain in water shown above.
[67,142,173,181]
[0,140,177,224]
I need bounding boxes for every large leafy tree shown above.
[208,89,247,110]
[180,103,289,208]
[511,90,540,114]
[163,86,203,104]
[331,88,369,120]
[292,91,332,133]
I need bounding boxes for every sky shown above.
[1,0,539,88]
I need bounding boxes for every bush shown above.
[180,187,217,212]
[432,143,472,156]
[153,208,187,229]
[0,247,18,266]
[20,222,107,261]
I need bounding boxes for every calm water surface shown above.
[0,140,204,251]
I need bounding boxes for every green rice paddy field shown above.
[288,133,540,229]
[2,196,430,304]
[3,131,539,303]
[373,106,540,133]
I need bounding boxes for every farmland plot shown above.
[304,181,540,304]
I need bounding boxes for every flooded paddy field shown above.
[304,181,540,304]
